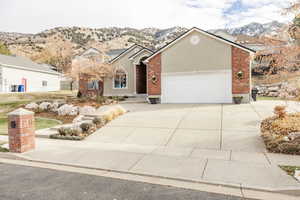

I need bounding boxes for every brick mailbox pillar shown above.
[8,108,35,153]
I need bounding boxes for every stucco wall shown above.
[161,31,232,73]
[0,66,61,92]
[103,46,142,96]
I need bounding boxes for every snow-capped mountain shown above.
[212,21,285,37]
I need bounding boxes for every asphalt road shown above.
[0,163,254,200]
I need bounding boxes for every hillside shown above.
[0,26,188,60]
[0,21,287,65]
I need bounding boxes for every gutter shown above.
[0,63,61,76]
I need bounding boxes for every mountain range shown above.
[0,21,286,60]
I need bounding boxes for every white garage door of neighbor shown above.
[161,71,232,103]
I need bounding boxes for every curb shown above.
[1,155,300,200]
[8,153,300,195]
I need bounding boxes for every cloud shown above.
[0,0,294,33]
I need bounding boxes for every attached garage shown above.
[161,71,232,103]
[145,27,255,104]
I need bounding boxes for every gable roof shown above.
[128,48,153,60]
[0,54,60,75]
[108,44,144,64]
[106,48,127,59]
[145,27,256,63]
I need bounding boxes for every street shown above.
[0,163,253,200]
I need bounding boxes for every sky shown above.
[0,0,295,33]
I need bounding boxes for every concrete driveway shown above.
[86,103,265,152]
[19,101,300,192]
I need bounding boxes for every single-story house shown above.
[101,27,255,103]
[0,54,61,93]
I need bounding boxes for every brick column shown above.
[232,46,250,94]
[147,53,161,96]
[8,108,35,153]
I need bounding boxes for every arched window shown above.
[114,69,127,89]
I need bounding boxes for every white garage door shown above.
[161,71,232,103]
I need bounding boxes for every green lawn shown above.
[257,96,281,101]
[0,95,67,135]
[0,116,60,135]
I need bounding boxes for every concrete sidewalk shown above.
[15,138,300,192]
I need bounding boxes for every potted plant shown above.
[149,98,158,104]
[233,96,243,104]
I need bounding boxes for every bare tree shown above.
[69,53,113,96]
[31,36,74,72]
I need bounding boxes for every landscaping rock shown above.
[49,101,60,112]
[79,106,96,115]
[288,132,300,141]
[57,104,78,116]
[295,170,300,182]
[73,115,84,123]
[39,102,51,111]
[25,102,38,110]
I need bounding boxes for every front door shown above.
[136,64,147,94]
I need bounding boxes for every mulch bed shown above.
[261,113,300,155]
[35,112,76,124]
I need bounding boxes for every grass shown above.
[0,145,9,152]
[280,166,300,176]
[0,90,76,103]
[0,117,61,135]
[257,96,281,101]
[0,91,75,135]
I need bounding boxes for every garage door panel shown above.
[161,71,232,103]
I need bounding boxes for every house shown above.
[72,47,105,65]
[97,27,256,103]
[0,54,61,93]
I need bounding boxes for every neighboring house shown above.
[72,47,104,65]
[0,54,61,93]
[106,49,127,60]
[101,27,255,103]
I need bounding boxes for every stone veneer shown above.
[8,108,35,153]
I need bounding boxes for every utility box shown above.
[7,108,35,153]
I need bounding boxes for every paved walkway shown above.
[3,101,300,192]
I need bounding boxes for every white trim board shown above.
[144,27,255,63]
[161,69,231,76]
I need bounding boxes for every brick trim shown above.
[147,53,161,95]
[232,46,250,94]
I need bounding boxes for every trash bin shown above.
[18,85,25,92]
[251,87,259,101]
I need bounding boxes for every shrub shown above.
[80,123,93,133]
[58,127,81,136]
[96,96,107,104]
[92,117,105,127]
[274,106,286,119]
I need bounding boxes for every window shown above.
[87,80,99,90]
[114,69,127,89]
[42,81,47,87]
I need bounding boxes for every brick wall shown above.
[78,73,103,97]
[232,46,250,94]
[147,53,161,95]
